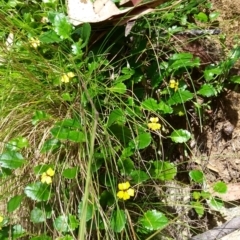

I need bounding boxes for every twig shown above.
[189,216,240,240]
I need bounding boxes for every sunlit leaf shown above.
[109,83,127,94]
[153,161,177,181]
[170,129,191,143]
[62,167,78,179]
[0,150,26,169]
[30,207,46,223]
[213,181,227,194]
[167,90,193,105]
[141,98,159,111]
[189,170,204,183]
[24,183,51,202]
[138,210,168,231]
[191,201,204,217]
[130,170,149,184]
[129,133,151,150]
[54,215,68,232]
[198,84,217,97]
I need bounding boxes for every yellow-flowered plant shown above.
[147,117,161,131]
[60,72,76,83]
[41,167,55,184]
[117,181,134,201]
[169,79,179,91]
[29,37,40,49]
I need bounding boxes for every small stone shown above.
[222,121,234,136]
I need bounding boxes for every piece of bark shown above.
[189,216,240,240]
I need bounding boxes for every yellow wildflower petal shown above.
[45,176,52,184]
[46,168,55,177]
[127,188,134,197]
[150,117,159,123]
[148,122,161,131]
[118,181,130,191]
[67,72,75,78]
[41,173,52,184]
[122,191,130,200]
[61,74,70,83]
[117,191,124,199]
[169,79,176,88]
[0,216,3,223]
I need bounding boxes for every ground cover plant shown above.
[0,0,239,239]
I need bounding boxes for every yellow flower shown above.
[29,37,40,49]
[117,181,134,201]
[0,216,3,223]
[148,117,161,131]
[169,79,179,91]
[41,172,52,184]
[46,168,55,177]
[118,181,130,191]
[61,72,75,83]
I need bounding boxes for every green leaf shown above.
[107,109,125,127]
[30,235,51,240]
[24,182,51,202]
[209,12,220,21]
[201,191,211,199]
[62,167,78,179]
[213,181,227,194]
[158,101,173,114]
[139,210,168,231]
[209,197,223,211]
[51,126,86,142]
[110,209,126,233]
[54,215,68,232]
[68,214,79,231]
[153,161,177,180]
[78,201,95,222]
[170,129,191,143]
[167,90,194,105]
[30,207,46,223]
[191,201,204,217]
[7,195,24,213]
[56,235,74,240]
[6,137,29,151]
[55,119,82,129]
[197,84,217,97]
[108,124,132,145]
[0,150,26,169]
[141,98,159,111]
[169,53,200,70]
[118,159,134,175]
[192,191,201,200]
[80,23,91,48]
[32,110,51,125]
[195,12,208,22]
[189,170,204,183]
[129,133,151,150]
[230,75,240,84]
[53,13,72,39]
[109,83,127,94]
[130,170,149,184]
[39,30,62,43]
[41,139,61,153]
[204,65,223,81]
[12,224,26,238]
